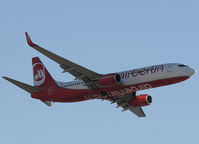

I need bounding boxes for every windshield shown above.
[178,64,188,67]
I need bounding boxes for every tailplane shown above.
[3,76,52,106]
[2,57,56,107]
[2,76,40,93]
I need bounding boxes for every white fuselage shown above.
[56,63,195,90]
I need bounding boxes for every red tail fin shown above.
[32,57,57,89]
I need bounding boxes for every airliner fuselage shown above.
[45,63,195,102]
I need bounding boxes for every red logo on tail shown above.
[33,63,45,86]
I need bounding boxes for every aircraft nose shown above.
[187,68,196,76]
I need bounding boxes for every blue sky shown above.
[1,0,199,143]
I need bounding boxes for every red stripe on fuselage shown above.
[31,76,189,102]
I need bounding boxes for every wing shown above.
[128,107,146,117]
[109,93,146,117]
[25,32,102,90]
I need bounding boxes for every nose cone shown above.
[187,68,196,77]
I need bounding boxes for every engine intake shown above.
[130,94,152,107]
[98,73,121,87]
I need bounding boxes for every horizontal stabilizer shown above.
[41,100,52,106]
[2,76,40,94]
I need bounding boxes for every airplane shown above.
[2,32,196,117]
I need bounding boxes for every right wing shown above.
[128,107,146,117]
[25,32,102,90]
[109,93,146,117]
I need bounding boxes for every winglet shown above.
[25,32,36,47]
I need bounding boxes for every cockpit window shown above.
[178,64,188,67]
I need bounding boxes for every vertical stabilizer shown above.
[32,57,57,89]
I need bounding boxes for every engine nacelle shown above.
[98,73,121,87]
[130,94,152,107]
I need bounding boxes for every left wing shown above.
[25,32,102,90]
[109,93,146,117]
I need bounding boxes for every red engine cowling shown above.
[98,74,121,87]
[130,94,152,107]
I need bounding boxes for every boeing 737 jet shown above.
[3,32,196,117]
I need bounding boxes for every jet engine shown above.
[98,74,121,87]
[130,94,152,107]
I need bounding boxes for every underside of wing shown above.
[128,106,146,117]
[109,93,147,117]
[25,32,102,90]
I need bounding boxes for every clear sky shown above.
[1,0,199,144]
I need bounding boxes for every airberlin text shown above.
[84,84,152,100]
[120,65,164,79]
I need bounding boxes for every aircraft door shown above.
[167,64,173,72]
